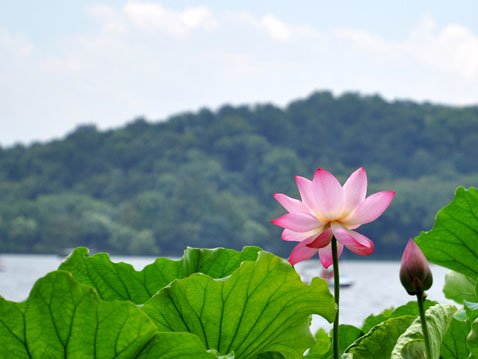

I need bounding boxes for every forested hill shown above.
[1,91,477,258]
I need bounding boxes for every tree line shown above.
[0,91,477,258]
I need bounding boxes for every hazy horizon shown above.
[2,89,477,149]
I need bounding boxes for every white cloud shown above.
[334,17,478,81]
[260,14,318,42]
[410,19,478,79]
[261,15,292,41]
[1,3,478,145]
[123,1,217,35]
[87,4,127,33]
[0,29,32,56]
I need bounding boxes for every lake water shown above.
[0,254,453,332]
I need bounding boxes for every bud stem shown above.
[416,291,432,358]
[331,236,340,359]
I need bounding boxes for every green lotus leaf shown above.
[463,300,478,323]
[464,301,478,322]
[345,316,416,358]
[391,304,456,359]
[306,325,363,358]
[142,251,336,358]
[59,246,261,303]
[306,329,330,357]
[361,300,436,333]
[453,309,468,322]
[256,352,285,358]
[440,317,471,359]
[468,318,478,358]
[361,308,394,334]
[0,271,214,358]
[443,271,478,304]
[137,333,217,358]
[415,187,478,278]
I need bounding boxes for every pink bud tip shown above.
[399,239,433,295]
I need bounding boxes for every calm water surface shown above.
[0,254,452,332]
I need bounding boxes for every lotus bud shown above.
[399,239,433,295]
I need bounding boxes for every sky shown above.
[1,1,477,146]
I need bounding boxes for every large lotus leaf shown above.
[443,271,478,304]
[137,333,217,359]
[0,271,215,359]
[361,308,394,334]
[59,246,260,303]
[440,317,471,359]
[464,301,478,322]
[306,325,363,358]
[469,318,478,358]
[361,300,436,333]
[306,329,330,357]
[256,352,285,358]
[415,187,478,278]
[345,316,416,358]
[391,304,456,359]
[142,251,336,358]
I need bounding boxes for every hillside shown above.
[0,91,477,258]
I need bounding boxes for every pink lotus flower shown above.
[271,167,395,268]
[399,239,433,295]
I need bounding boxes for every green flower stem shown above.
[416,291,432,358]
[331,236,340,359]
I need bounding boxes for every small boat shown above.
[320,267,354,287]
[301,268,354,288]
[326,275,354,288]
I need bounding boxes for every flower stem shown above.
[416,292,432,358]
[331,236,340,359]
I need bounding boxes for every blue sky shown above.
[1,1,477,145]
